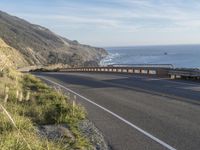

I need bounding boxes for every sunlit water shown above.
[101,45,200,68]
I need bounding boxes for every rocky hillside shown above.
[0,10,107,68]
[0,38,28,69]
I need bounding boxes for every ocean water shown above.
[101,45,200,68]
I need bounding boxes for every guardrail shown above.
[169,69,200,79]
[59,66,171,77]
[30,64,200,80]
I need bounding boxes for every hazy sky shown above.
[1,0,200,47]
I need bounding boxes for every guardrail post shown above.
[134,69,140,74]
[128,69,134,73]
[170,75,176,79]
[117,68,122,72]
[141,70,148,74]
[123,68,126,73]
[149,70,157,75]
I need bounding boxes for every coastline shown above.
[102,45,200,68]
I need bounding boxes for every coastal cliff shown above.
[0,10,108,68]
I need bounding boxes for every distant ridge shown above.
[0,10,108,68]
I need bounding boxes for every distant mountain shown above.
[0,10,108,68]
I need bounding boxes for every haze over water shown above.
[101,45,200,68]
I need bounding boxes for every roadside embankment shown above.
[0,68,108,150]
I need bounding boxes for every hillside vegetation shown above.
[0,10,107,68]
[0,69,92,150]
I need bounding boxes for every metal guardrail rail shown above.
[108,64,175,69]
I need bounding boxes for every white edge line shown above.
[38,76,176,150]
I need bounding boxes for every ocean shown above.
[101,45,200,68]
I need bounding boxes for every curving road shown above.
[35,72,200,150]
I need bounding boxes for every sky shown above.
[1,0,200,47]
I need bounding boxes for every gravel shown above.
[79,119,110,150]
[37,120,110,150]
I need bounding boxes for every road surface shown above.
[35,72,200,150]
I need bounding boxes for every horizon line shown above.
[101,43,200,49]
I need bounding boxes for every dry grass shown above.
[0,69,92,150]
[0,38,28,68]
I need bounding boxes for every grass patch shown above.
[0,69,92,149]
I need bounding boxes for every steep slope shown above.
[0,38,28,69]
[0,10,107,67]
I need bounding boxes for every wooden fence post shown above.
[25,91,30,101]
[19,91,23,102]
[4,86,9,103]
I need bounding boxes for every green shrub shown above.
[0,73,91,149]
[23,74,49,92]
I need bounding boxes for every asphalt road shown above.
[35,72,200,150]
